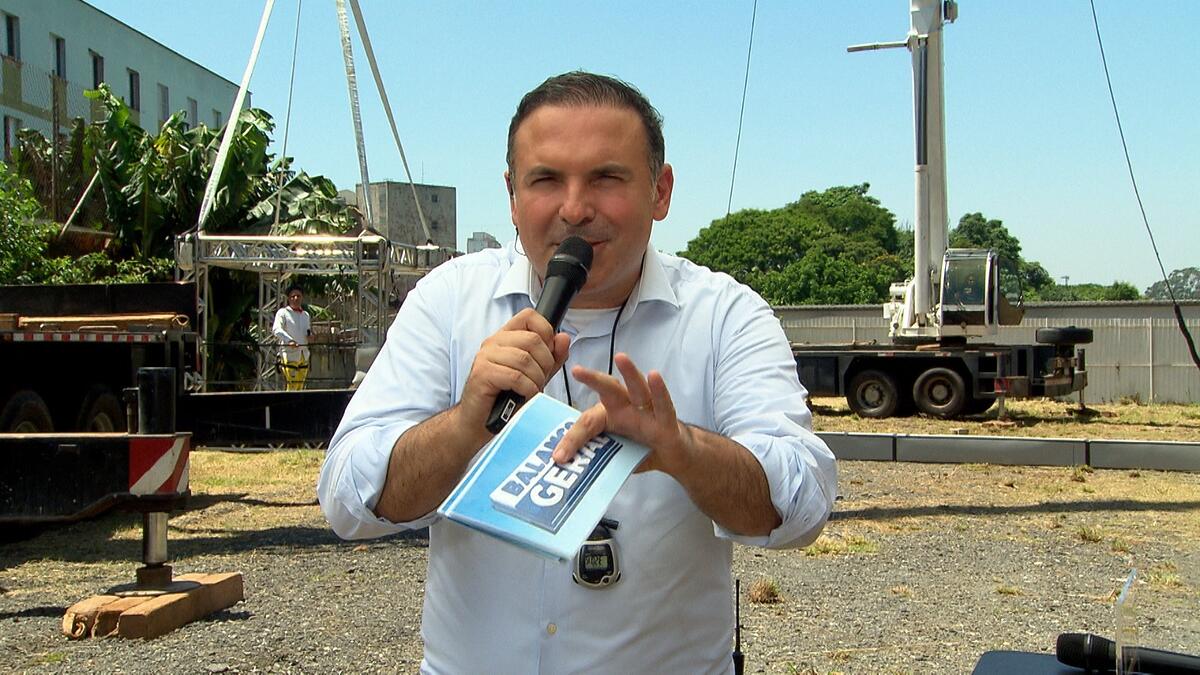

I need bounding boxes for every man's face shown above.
[288,291,303,310]
[506,104,673,309]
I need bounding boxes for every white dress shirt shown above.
[272,305,310,363]
[318,242,838,674]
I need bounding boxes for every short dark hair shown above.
[506,71,665,180]
[286,284,303,296]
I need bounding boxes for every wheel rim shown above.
[88,412,117,432]
[929,381,952,405]
[13,420,41,433]
[860,383,884,408]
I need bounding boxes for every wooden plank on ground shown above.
[91,596,150,638]
[60,572,244,640]
[62,594,121,639]
[117,572,244,639]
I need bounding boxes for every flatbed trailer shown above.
[793,331,1088,418]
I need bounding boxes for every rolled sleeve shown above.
[317,270,458,540]
[719,420,838,548]
[318,419,440,540]
[709,286,839,549]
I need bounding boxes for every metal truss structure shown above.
[176,232,451,391]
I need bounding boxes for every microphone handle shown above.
[1125,645,1200,675]
[485,391,526,434]
[484,276,575,434]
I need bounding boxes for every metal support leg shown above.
[114,368,196,596]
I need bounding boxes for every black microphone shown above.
[484,236,593,433]
[1056,632,1200,674]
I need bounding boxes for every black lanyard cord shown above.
[561,295,629,409]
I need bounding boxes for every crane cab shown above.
[938,249,1024,338]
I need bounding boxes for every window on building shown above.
[431,193,439,203]
[4,14,19,61]
[212,109,222,128]
[127,69,140,111]
[90,50,104,88]
[3,115,21,161]
[186,97,197,128]
[158,83,169,126]
[52,35,66,79]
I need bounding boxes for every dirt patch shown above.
[811,396,1200,442]
[2,448,1198,673]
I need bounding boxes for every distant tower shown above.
[466,231,501,254]
[355,181,457,249]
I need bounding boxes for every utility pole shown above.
[1061,276,1071,301]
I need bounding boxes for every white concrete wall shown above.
[0,0,240,135]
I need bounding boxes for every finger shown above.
[614,353,653,410]
[479,361,542,399]
[571,365,631,409]
[488,345,557,392]
[646,370,678,423]
[502,307,556,347]
[553,404,607,464]
[551,333,571,372]
[489,331,558,380]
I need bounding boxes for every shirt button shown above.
[546,623,558,635]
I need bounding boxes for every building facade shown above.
[0,0,240,157]
[466,231,501,254]
[356,180,456,250]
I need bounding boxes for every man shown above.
[318,71,837,673]
[273,285,311,391]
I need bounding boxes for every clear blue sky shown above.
[86,0,1198,291]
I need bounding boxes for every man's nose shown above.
[558,182,594,227]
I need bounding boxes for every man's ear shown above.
[505,171,519,228]
[652,163,674,221]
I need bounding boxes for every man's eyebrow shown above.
[591,163,633,178]
[522,165,561,181]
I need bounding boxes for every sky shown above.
[84,0,1198,291]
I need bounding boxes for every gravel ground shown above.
[2,458,1198,674]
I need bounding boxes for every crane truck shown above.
[791,0,1091,418]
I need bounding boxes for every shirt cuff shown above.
[318,420,442,540]
[714,429,837,549]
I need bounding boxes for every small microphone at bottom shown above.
[1056,632,1200,674]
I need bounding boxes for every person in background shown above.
[273,284,311,391]
[318,71,838,673]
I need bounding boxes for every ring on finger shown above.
[634,403,652,412]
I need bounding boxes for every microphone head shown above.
[1056,632,1113,670]
[546,236,593,289]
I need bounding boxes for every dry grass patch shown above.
[748,578,782,604]
[811,397,1200,442]
[1076,525,1104,543]
[802,533,879,557]
[1144,562,1184,590]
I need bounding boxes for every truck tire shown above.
[76,386,125,432]
[963,395,995,415]
[847,370,900,419]
[913,368,967,418]
[0,390,55,433]
[1035,326,1093,345]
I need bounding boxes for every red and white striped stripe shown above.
[2,331,163,343]
[129,434,191,496]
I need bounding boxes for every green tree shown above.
[0,163,54,284]
[949,212,1055,297]
[679,184,909,305]
[1035,281,1140,302]
[1145,267,1200,300]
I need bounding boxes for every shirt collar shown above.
[491,240,680,311]
[493,240,530,301]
